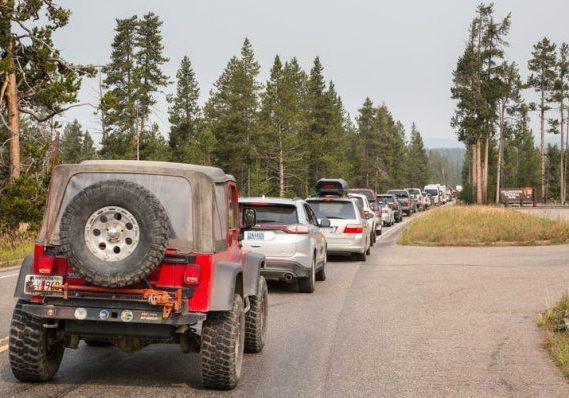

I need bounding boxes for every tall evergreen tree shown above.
[81,132,97,160]
[355,98,377,187]
[60,120,84,164]
[168,55,201,162]
[205,38,261,194]
[406,123,430,187]
[100,16,138,159]
[527,37,557,202]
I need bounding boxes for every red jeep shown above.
[10,160,268,390]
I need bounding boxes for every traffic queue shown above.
[239,178,452,293]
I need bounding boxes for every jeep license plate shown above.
[245,231,265,241]
[24,275,63,294]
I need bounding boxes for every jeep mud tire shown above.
[244,276,268,353]
[9,301,64,382]
[59,180,169,287]
[200,294,245,390]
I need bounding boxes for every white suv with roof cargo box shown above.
[306,197,371,261]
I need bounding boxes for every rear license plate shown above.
[24,275,63,294]
[320,227,337,233]
[245,231,266,241]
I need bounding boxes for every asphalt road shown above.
[1,212,569,397]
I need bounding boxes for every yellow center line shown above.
[0,345,7,353]
[0,336,8,344]
[0,336,8,352]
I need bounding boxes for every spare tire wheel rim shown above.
[84,206,140,262]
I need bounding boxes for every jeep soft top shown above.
[10,160,268,390]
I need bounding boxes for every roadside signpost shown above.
[499,187,536,207]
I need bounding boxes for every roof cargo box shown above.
[315,178,349,197]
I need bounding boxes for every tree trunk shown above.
[476,137,483,204]
[483,136,489,203]
[471,144,476,198]
[540,92,546,203]
[6,70,20,181]
[278,135,284,197]
[560,102,565,205]
[496,107,506,204]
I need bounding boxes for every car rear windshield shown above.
[425,189,438,196]
[350,196,364,209]
[387,190,408,198]
[242,204,298,225]
[308,201,356,220]
[378,195,394,203]
[350,190,375,203]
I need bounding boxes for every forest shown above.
[0,2,437,230]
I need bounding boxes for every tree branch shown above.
[19,102,94,122]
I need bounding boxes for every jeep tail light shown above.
[37,255,55,275]
[183,264,201,286]
[284,224,309,234]
[344,224,363,234]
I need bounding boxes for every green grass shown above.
[398,205,569,246]
[0,232,34,267]
[538,295,569,379]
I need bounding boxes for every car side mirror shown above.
[319,218,331,228]
[243,208,257,229]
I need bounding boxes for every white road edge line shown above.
[0,273,19,280]
[377,219,408,239]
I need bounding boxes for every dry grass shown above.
[0,231,34,267]
[538,295,569,379]
[398,205,569,246]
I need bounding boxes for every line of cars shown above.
[239,181,453,294]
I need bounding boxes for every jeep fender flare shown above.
[208,252,265,311]
[13,255,33,300]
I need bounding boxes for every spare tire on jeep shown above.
[59,180,169,287]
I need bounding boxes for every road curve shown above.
[0,214,568,397]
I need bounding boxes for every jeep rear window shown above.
[307,201,356,220]
[243,204,298,225]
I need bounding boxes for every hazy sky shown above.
[54,0,569,148]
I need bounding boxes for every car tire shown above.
[59,180,170,288]
[9,301,65,382]
[356,251,366,261]
[316,251,327,281]
[200,294,245,390]
[244,277,268,354]
[298,259,316,293]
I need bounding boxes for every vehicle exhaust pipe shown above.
[283,273,294,282]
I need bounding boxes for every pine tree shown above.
[81,132,97,160]
[528,37,557,202]
[259,56,307,196]
[354,98,376,187]
[0,1,93,181]
[406,123,430,187]
[168,55,201,163]
[100,16,138,159]
[205,39,261,194]
[550,43,569,204]
[60,120,84,164]
[495,62,522,202]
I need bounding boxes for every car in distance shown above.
[405,188,424,211]
[348,188,378,208]
[348,192,380,240]
[424,185,441,206]
[386,189,413,216]
[239,197,328,293]
[377,194,402,223]
[10,160,267,390]
[376,196,395,226]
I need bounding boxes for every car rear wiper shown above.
[325,216,345,219]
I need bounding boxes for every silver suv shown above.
[239,198,328,293]
[306,197,371,261]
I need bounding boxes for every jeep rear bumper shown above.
[21,303,206,326]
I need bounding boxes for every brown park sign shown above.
[499,187,536,207]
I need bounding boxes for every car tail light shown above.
[183,264,201,286]
[344,224,363,234]
[391,203,397,209]
[284,224,310,234]
[37,255,55,275]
